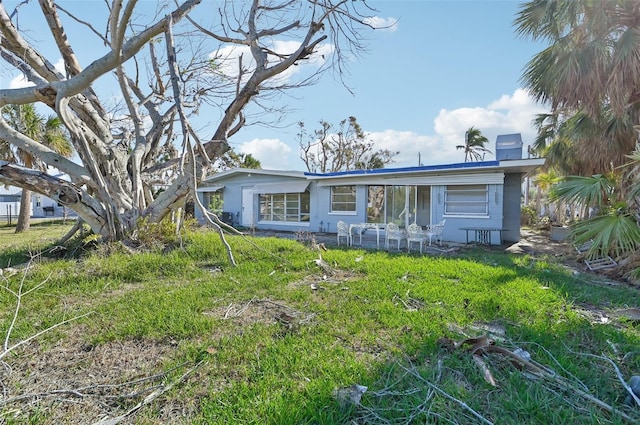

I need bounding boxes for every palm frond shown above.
[571,213,640,258]
[549,174,616,207]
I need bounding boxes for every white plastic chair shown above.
[385,222,403,251]
[406,223,427,253]
[337,220,350,246]
[424,219,446,246]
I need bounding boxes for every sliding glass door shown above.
[368,185,425,228]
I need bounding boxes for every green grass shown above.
[0,219,72,268]
[1,223,639,424]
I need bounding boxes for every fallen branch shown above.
[577,352,640,408]
[454,335,637,423]
[93,360,204,425]
[0,360,191,407]
[0,311,93,362]
[56,217,86,245]
[398,360,495,425]
[1,260,93,362]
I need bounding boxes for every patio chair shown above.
[424,219,446,246]
[406,223,427,254]
[337,220,350,246]
[385,222,403,251]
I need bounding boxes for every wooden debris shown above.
[452,334,637,422]
[574,240,618,271]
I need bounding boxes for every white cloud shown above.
[430,89,549,163]
[46,84,548,170]
[9,58,67,88]
[364,16,398,32]
[236,89,549,171]
[239,138,293,169]
[367,130,444,167]
[9,74,33,89]
[365,89,549,168]
[210,40,332,87]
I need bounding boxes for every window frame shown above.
[444,184,489,216]
[259,190,310,223]
[330,185,357,214]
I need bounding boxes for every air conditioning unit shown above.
[220,212,233,225]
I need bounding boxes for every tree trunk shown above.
[0,0,372,244]
[15,154,35,233]
[15,188,31,233]
[0,161,108,236]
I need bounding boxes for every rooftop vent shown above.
[496,133,523,160]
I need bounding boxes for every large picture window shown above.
[444,184,488,215]
[330,186,356,213]
[259,190,310,222]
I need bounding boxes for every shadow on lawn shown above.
[0,220,74,268]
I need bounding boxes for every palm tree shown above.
[550,172,640,263]
[516,0,640,278]
[531,108,637,177]
[456,127,491,162]
[532,171,559,219]
[1,104,73,232]
[515,0,640,117]
[517,0,640,171]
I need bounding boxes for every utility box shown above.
[496,133,523,160]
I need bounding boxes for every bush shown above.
[521,205,537,226]
[134,217,179,249]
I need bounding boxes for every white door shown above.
[241,187,254,227]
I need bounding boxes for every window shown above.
[445,185,488,215]
[259,190,310,222]
[330,186,356,213]
[367,186,385,223]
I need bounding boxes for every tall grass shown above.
[0,224,639,424]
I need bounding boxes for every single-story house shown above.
[0,173,78,219]
[196,138,545,245]
[0,185,21,219]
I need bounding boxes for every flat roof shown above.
[203,167,306,182]
[304,158,545,180]
[201,158,546,184]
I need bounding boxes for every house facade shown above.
[196,156,545,245]
[0,182,77,220]
[0,185,21,220]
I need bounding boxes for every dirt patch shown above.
[1,330,183,424]
[507,229,636,287]
[203,298,318,332]
[505,228,575,258]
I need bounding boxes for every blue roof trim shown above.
[304,160,500,177]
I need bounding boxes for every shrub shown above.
[521,205,537,226]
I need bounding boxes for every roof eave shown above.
[305,158,546,181]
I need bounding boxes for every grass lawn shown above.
[0,223,639,424]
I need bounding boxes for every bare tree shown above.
[298,116,397,173]
[0,0,375,244]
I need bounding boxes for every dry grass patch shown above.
[1,327,185,424]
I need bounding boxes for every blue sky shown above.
[231,0,550,170]
[3,0,550,171]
